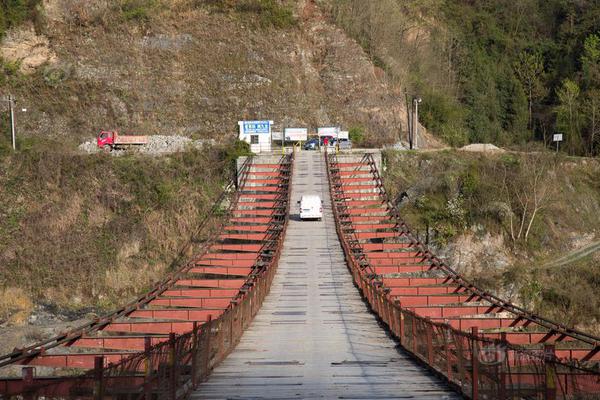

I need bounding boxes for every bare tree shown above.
[584,91,600,156]
[501,154,554,244]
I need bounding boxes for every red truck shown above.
[97,131,148,152]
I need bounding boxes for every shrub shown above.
[0,0,41,37]
[348,126,365,145]
[235,0,295,29]
[119,0,158,22]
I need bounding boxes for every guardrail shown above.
[325,151,600,400]
[0,153,294,399]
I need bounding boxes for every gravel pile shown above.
[460,143,505,153]
[78,135,215,155]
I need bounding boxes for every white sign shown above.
[272,131,283,141]
[284,128,308,142]
[553,134,563,142]
[318,126,340,137]
[338,130,349,140]
[239,120,272,135]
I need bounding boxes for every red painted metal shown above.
[71,336,168,351]
[326,152,600,399]
[0,154,294,398]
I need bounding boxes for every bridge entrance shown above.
[194,151,460,399]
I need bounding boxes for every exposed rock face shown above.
[0,26,57,74]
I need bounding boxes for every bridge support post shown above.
[192,322,199,389]
[144,337,152,400]
[21,367,34,400]
[426,324,434,365]
[205,314,213,372]
[471,327,479,400]
[411,315,417,354]
[94,356,104,400]
[169,332,177,400]
[444,330,453,382]
[396,301,404,344]
[544,344,557,400]
[498,332,507,400]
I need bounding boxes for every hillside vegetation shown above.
[323,0,600,155]
[0,142,244,324]
[384,150,600,331]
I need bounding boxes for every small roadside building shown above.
[238,120,273,153]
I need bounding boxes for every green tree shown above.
[582,34,600,89]
[514,51,545,130]
[555,79,582,154]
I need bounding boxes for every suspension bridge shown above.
[0,151,598,399]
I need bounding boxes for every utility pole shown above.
[413,97,422,150]
[7,95,16,151]
[404,91,413,149]
[282,124,285,155]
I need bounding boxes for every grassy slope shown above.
[0,143,236,324]
[384,150,600,331]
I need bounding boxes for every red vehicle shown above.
[97,130,148,152]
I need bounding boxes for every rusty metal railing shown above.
[0,153,294,399]
[325,151,600,399]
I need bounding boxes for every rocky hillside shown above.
[0,0,424,148]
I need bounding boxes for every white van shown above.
[298,195,323,220]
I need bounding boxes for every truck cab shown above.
[298,195,323,221]
[97,131,115,151]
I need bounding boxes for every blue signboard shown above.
[242,121,271,135]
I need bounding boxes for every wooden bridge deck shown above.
[194,152,460,399]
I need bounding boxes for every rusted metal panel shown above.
[232,209,277,216]
[129,309,218,321]
[339,184,379,191]
[103,321,195,334]
[218,233,268,241]
[390,293,472,306]
[26,353,129,369]
[369,257,425,266]
[223,225,269,232]
[373,265,433,274]
[388,285,463,296]
[189,266,253,276]
[382,277,450,286]
[368,251,422,259]
[174,279,246,288]
[162,288,239,297]
[149,297,231,309]
[195,258,256,267]
[209,244,263,252]
[362,243,412,251]
[236,201,279,208]
[203,252,259,260]
[352,223,397,230]
[246,179,283,185]
[406,305,492,318]
[354,231,397,239]
[238,193,280,200]
[71,336,167,351]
